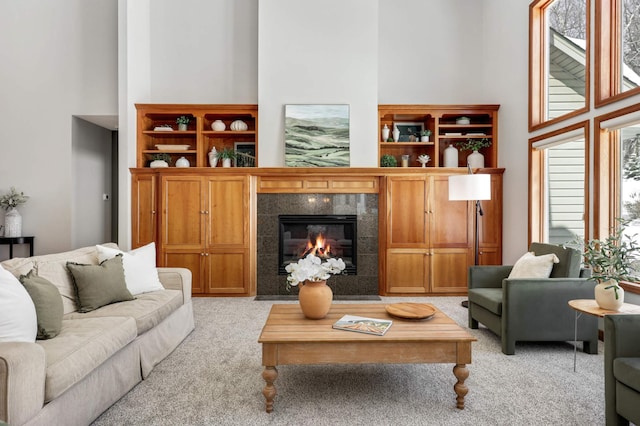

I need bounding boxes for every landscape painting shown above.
[284,104,350,167]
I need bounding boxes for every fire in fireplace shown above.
[278,214,357,275]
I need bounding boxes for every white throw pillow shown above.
[508,252,560,279]
[0,264,37,343]
[96,242,164,295]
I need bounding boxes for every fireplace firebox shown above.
[278,214,357,275]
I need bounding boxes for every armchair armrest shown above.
[157,267,192,305]
[468,265,513,289]
[0,342,46,425]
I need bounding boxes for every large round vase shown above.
[298,280,333,319]
[595,280,624,311]
[4,208,22,237]
[467,150,485,168]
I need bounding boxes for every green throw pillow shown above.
[66,255,133,313]
[19,269,64,340]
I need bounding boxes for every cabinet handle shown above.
[151,210,156,214]
[201,253,205,256]
[205,210,209,214]
[205,253,209,256]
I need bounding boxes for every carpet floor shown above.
[92,297,605,425]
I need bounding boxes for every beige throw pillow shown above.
[508,252,560,279]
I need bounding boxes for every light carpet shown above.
[92,297,604,426]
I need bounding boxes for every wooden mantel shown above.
[130,167,505,194]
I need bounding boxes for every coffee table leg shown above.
[262,366,278,413]
[453,364,469,409]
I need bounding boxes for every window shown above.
[530,122,589,244]
[530,0,590,130]
[595,0,640,106]
[596,107,640,280]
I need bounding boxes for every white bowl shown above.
[456,117,470,125]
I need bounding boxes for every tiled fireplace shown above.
[257,193,378,297]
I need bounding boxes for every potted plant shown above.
[176,116,190,131]
[380,154,397,167]
[0,187,29,237]
[456,138,491,168]
[421,129,432,142]
[572,218,640,310]
[150,153,171,168]
[218,147,236,167]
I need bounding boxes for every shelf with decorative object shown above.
[136,104,258,168]
[378,105,499,168]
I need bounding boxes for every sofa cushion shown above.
[66,289,183,335]
[530,242,582,278]
[66,255,134,313]
[19,270,64,340]
[0,257,34,277]
[468,288,503,315]
[96,242,164,296]
[508,252,560,279]
[0,264,37,343]
[37,316,137,402]
[614,357,640,393]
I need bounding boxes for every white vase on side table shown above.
[594,280,624,311]
[4,208,22,237]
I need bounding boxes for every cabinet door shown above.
[429,175,472,247]
[386,249,429,294]
[478,173,503,265]
[205,249,249,294]
[163,251,205,294]
[206,176,249,247]
[131,172,157,249]
[430,248,472,293]
[386,176,428,247]
[161,176,205,249]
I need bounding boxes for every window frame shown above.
[529,0,591,131]
[529,121,590,244]
[595,0,640,106]
[594,103,640,290]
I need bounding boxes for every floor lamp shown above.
[448,166,491,308]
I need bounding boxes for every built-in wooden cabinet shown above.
[381,169,503,296]
[378,105,499,168]
[131,170,157,249]
[136,104,258,168]
[160,174,252,295]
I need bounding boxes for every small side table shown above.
[568,299,640,372]
[0,236,35,259]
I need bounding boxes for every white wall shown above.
[0,0,118,254]
[258,0,379,167]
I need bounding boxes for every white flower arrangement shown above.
[0,187,29,211]
[285,254,346,291]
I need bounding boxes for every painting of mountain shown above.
[285,104,350,167]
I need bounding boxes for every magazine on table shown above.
[332,315,393,336]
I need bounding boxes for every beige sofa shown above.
[0,244,195,426]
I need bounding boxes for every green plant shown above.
[176,115,190,125]
[421,129,432,137]
[0,187,29,211]
[569,218,640,297]
[218,147,237,160]
[151,153,171,164]
[380,154,397,167]
[456,138,491,152]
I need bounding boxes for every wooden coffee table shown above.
[258,303,476,413]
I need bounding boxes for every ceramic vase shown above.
[381,124,390,141]
[444,144,459,167]
[175,157,190,168]
[392,125,400,142]
[467,150,485,168]
[298,280,333,319]
[222,158,232,168]
[421,136,430,142]
[595,280,624,311]
[178,123,188,131]
[150,160,169,168]
[211,120,226,131]
[4,208,22,237]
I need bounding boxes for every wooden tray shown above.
[385,303,436,320]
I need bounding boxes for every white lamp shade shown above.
[448,174,491,201]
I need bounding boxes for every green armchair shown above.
[468,242,598,355]
[605,314,640,425]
